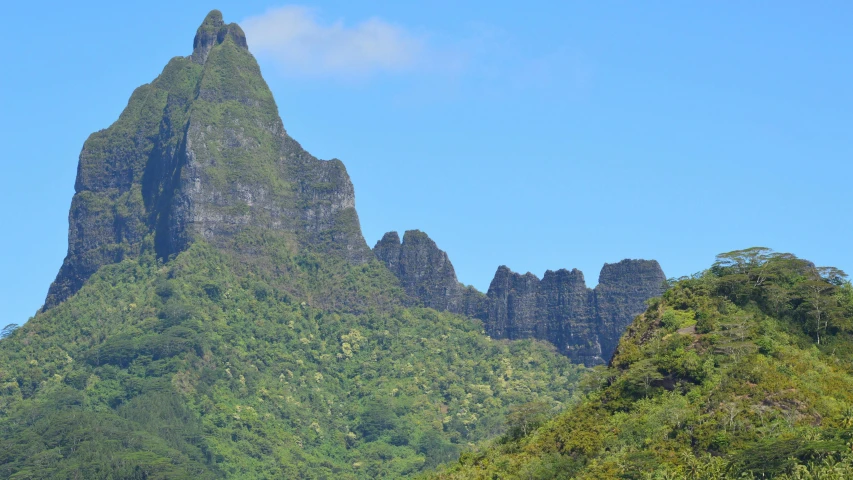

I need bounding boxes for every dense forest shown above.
[0,242,585,478]
[431,248,853,479]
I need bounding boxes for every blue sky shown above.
[2,1,852,331]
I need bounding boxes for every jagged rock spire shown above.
[192,10,248,64]
[374,230,470,313]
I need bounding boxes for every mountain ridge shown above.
[373,229,665,365]
[43,7,666,369]
[1,12,591,478]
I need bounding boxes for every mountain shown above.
[432,248,853,479]
[0,11,589,479]
[44,5,666,360]
[44,10,369,310]
[373,230,666,365]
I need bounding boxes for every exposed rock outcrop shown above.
[374,229,666,365]
[45,10,370,309]
[374,230,485,314]
[483,261,666,365]
[594,260,669,361]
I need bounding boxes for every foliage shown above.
[1,324,18,339]
[431,248,853,479]
[0,242,584,478]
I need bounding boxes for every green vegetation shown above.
[0,242,584,479]
[432,248,853,479]
[192,33,288,194]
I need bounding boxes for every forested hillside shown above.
[0,243,584,478]
[431,248,853,479]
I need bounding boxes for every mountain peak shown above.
[192,10,248,64]
[44,10,370,309]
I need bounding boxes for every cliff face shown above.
[374,230,665,365]
[540,269,600,363]
[45,11,370,309]
[483,261,666,365]
[373,230,485,314]
[485,267,541,340]
[594,259,669,361]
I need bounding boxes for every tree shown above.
[817,266,848,286]
[356,399,398,441]
[798,279,840,345]
[1,324,19,339]
[712,248,775,302]
[505,400,550,440]
[713,247,773,276]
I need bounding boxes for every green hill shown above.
[431,248,853,479]
[0,242,584,479]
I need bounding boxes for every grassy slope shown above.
[431,250,853,480]
[0,243,585,479]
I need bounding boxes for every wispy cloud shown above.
[240,6,590,99]
[241,6,428,78]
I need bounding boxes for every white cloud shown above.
[241,6,426,77]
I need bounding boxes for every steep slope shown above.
[374,230,666,365]
[46,10,369,309]
[0,11,588,479]
[485,266,600,365]
[432,249,853,479]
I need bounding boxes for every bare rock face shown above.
[45,10,371,309]
[374,229,666,365]
[540,269,601,364]
[483,260,666,365]
[483,267,602,365]
[485,267,541,340]
[373,232,403,273]
[594,259,668,360]
[373,230,484,314]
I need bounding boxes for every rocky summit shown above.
[373,230,485,317]
[45,10,370,309]
[373,230,666,365]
